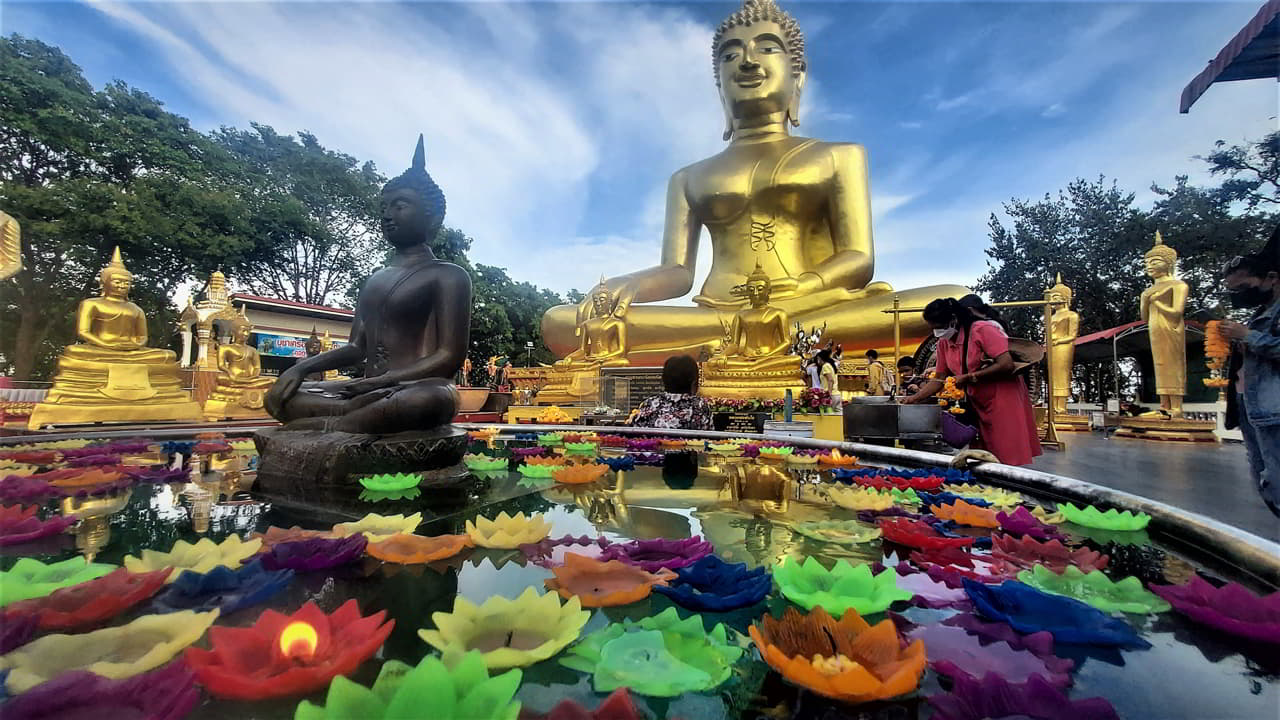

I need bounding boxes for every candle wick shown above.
[505,630,514,647]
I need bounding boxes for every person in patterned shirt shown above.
[631,355,713,431]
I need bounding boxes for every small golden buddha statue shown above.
[1046,274,1079,415]
[202,307,276,420]
[1,210,20,282]
[29,248,200,428]
[538,280,629,404]
[1140,231,1189,417]
[319,330,348,381]
[177,270,237,370]
[700,262,805,400]
[541,0,966,366]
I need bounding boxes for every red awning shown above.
[1073,320,1145,347]
[1181,0,1280,112]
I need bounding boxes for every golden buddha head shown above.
[1046,273,1073,307]
[1144,230,1177,279]
[230,307,253,344]
[305,326,322,357]
[739,262,773,307]
[382,134,446,249]
[99,246,133,300]
[713,0,807,140]
[590,277,613,316]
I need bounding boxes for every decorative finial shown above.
[1154,229,1164,246]
[99,246,132,286]
[1055,272,1062,284]
[412,134,426,172]
[1145,229,1177,264]
[109,246,125,269]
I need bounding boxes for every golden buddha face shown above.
[591,288,612,316]
[1144,255,1171,279]
[717,22,799,124]
[101,269,132,300]
[744,276,771,307]
[232,324,251,344]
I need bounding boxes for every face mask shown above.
[933,327,957,340]
[1230,285,1272,309]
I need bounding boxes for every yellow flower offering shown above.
[465,511,552,549]
[418,587,589,669]
[331,512,423,542]
[123,536,261,582]
[536,406,573,424]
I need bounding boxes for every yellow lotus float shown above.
[465,511,552,549]
[418,587,589,670]
[0,609,219,693]
[332,512,423,542]
[123,536,261,582]
[827,486,895,511]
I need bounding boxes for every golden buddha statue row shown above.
[202,307,276,420]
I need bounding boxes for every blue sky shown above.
[6,1,1276,299]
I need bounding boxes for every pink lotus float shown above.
[1149,575,1280,645]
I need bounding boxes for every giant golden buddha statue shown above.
[541,0,966,366]
[202,307,276,420]
[700,262,805,399]
[28,248,201,428]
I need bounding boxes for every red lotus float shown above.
[184,599,394,700]
[0,504,77,546]
[990,533,1109,573]
[0,451,59,465]
[5,568,172,631]
[878,517,976,550]
[855,475,945,492]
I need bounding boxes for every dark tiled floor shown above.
[1031,431,1278,541]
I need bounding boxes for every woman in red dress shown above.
[904,298,1043,466]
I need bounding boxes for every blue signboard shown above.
[255,333,345,358]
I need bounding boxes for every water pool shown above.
[0,430,1276,719]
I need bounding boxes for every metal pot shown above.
[899,403,941,435]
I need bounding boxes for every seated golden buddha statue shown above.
[202,308,275,420]
[542,0,966,366]
[539,281,629,404]
[28,248,200,428]
[701,262,805,399]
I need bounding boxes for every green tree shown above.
[1201,130,1280,213]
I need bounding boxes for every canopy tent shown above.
[1181,0,1280,112]
[1073,321,1209,403]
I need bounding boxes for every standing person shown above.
[864,349,892,396]
[817,349,841,406]
[903,298,1042,466]
[630,355,713,431]
[1221,245,1280,517]
[805,354,821,389]
[958,294,1010,333]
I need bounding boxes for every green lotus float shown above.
[559,607,743,697]
[563,442,598,454]
[774,557,911,615]
[889,488,921,505]
[1017,565,1171,614]
[295,651,521,720]
[1059,502,1152,531]
[358,473,420,492]
[757,446,794,457]
[536,433,564,446]
[359,488,422,502]
[790,520,883,545]
[1,557,116,607]
[462,454,508,472]
[516,463,557,479]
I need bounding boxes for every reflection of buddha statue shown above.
[700,262,804,399]
[203,308,275,420]
[541,0,966,366]
[29,248,200,428]
[62,489,132,562]
[262,136,470,435]
[1140,231,1188,417]
[1046,274,1079,415]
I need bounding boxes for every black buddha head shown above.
[381,135,446,249]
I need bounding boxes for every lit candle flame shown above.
[831,449,843,460]
[279,621,318,661]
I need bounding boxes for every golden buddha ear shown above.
[787,66,807,128]
[721,97,735,142]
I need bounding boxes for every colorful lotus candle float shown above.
[544,553,675,607]
[0,476,56,504]
[932,499,1001,528]
[519,534,613,568]
[991,533,1109,573]
[418,587,589,669]
[465,511,551,549]
[368,533,473,564]
[537,431,566,445]
[1,610,38,653]
[595,434,627,447]
[597,454,636,471]
[599,535,713,573]
[332,512,422,541]
[749,605,926,703]
[525,455,567,466]
[0,609,218,693]
[1018,565,1171,614]
[1,557,116,607]
[5,567,171,631]
[123,535,262,581]
[940,483,1023,507]
[357,472,420,492]
[817,449,858,467]
[928,672,1120,720]
[0,450,60,465]
[850,474,945,492]
[252,525,334,548]
[775,557,912,615]
[1059,502,1151,531]
[521,689,643,720]
[892,565,970,608]
[511,446,548,459]
[878,517,976,550]
[462,453,508,472]
[517,462,558,479]
[0,504,77,546]
[563,441,598,454]
[899,613,1074,687]
[707,442,742,455]
[47,467,127,491]
[185,599,393,700]
[1149,575,1280,644]
[908,546,1017,585]
[467,426,501,441]
[296,650,521,720]
[653,554,772,611]
[0,660,201,720]
[633,452,664,465]
[560,607,742,697]
[756,446,794,460]
[785,452,820,466]
[917,490,993,509]
[996,506,1066,540]
[790,520,883,545]
[552,463,610,485]
[1031,505,1066,524]
[963,579,1149,647]
[625,437,660,451]
[828,486,896,511]
[261,534,368,572]
[150,559,294,616]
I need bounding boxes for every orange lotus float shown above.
[47,467,126,490]
[749,605,926,704]
[251,526,334,550]
[931,499,1000,528]
[817,450,858,468]
[366,533,473,564]
[544,553,675,608]
[552,464,610,485]
[524,456,568,466]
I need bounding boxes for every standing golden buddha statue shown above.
[1046,274,1086,431]
[540,0,966,366]
[202,307,276,420]
[28,248,201,428]
[0,210,20,282]
[1140,231,1189,418]
[700,262,805,399]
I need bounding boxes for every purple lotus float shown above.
[0,661,200,720]
[901,612,1075,687]
[0,505,77,547]
[928,672,1119,720]
[599,535,713,573]
[996,506,1066,541]
[1149,575,1280,645]
[259,535,367,572]
[519,534,613,568]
